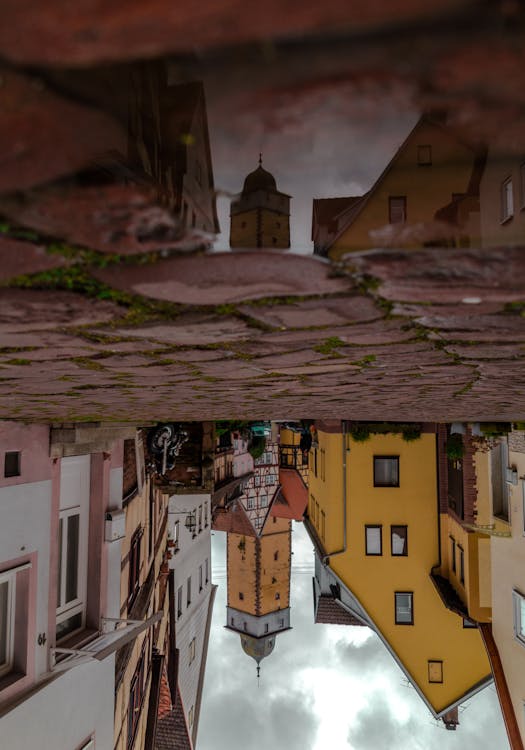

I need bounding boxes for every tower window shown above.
[272,237,277,244]
[4,452,20,478]
[239,592,244,600]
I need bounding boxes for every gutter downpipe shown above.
[322,421,347,563]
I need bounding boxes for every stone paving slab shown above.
[236,295,381,329]
[107,317,258,346]
[0,289,122,332]
[0,236,67,282]
[346,247,525,303]
[93,251,352,304]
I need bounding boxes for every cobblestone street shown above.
[1,247,524,422]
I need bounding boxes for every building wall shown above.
[491,436,525,744]
[310,428,491,715]
[329,120,476,259]
[480,149,525,248]
[308,431,344,554]
[2,658,115,750]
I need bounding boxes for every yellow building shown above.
[115,431,171,750]
[306,422,492,724]
[313,114,482,260]
[230,156,291,249]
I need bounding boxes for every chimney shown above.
[441,707,459,730]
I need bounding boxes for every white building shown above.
[0,422,150,750]
[167,492,215,747]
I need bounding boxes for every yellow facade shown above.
[309,427,492,715]
[328,118,478,260]
[230,208,290,249]
[227,515,291,616]
[280,426,309,485]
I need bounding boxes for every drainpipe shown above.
[322,422,347,563]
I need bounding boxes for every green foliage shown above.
[349,424,371,442]
[401,424,421,442]
[480,423,511,437]
[446,434,464,460]
[314,336,345,355]
[249,435,266,460]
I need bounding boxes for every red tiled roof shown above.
[157,668,172,721]
[315,595,366,626]
[155,684,193,750]
[212,503,256,536]
[271,469,308,520]
[312,197,362,232]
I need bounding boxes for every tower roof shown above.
[240,633,276,664]
[242,156,277,194]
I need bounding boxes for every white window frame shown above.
[395,592,413,625]
[501,176,514,223]
[56,455,89,642]
[512,590,525,646]
[247,496,255,510]
[56,507,86,637]
[0,569,16,678]
[265,473,276,486]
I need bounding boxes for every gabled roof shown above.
[155,682,193,750]
[271,468,308,521]
[212,501,256,537]
[311,196,363,240]
[315,595,367,626]
[326,113,477,253]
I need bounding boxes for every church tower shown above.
[230,156,291,249]
[225,507,292,677]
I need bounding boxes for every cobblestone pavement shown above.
[1,247,524,422]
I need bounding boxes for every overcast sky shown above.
[198,522,508,750]
[205,78,418,254]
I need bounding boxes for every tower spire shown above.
[258,152,262,166]
[257,664,260,687]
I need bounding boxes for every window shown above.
[204,502,208,527]
[459,545,465,584]
[264,623,269,633]
[278,618,285,628]
[365,525,382,555]
[374,457,399,487]
[391,526,408,556]
[428,660,443,683]
[188,705,194,728]
[501,177,514,222]
[57,508,84,639]
[389,196,406,224]
[127,528,141,610]
[275,592,280,600]
[274,551,279,561]
[417,145,432,165]
[463,617,477,628]
[198,505,202,532]
[265,473,276,485]
[260,493,268,508]
[199,565,203,592]
[513,590,525,646]
[254,517,263,530]
[321,510,326,541]
[177,586,183,618]
[4,451,20,478]
[239,592,244,600]
[254,475,261,487]
[186,576,191,607]
[247,496,255,510]
[450,536,456,573]
[127,643,147,747]
[0,569,16,678]
[395,592,413,624]
[205,558,209,585]
[189,637,196,664]
[173,520,180,552]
